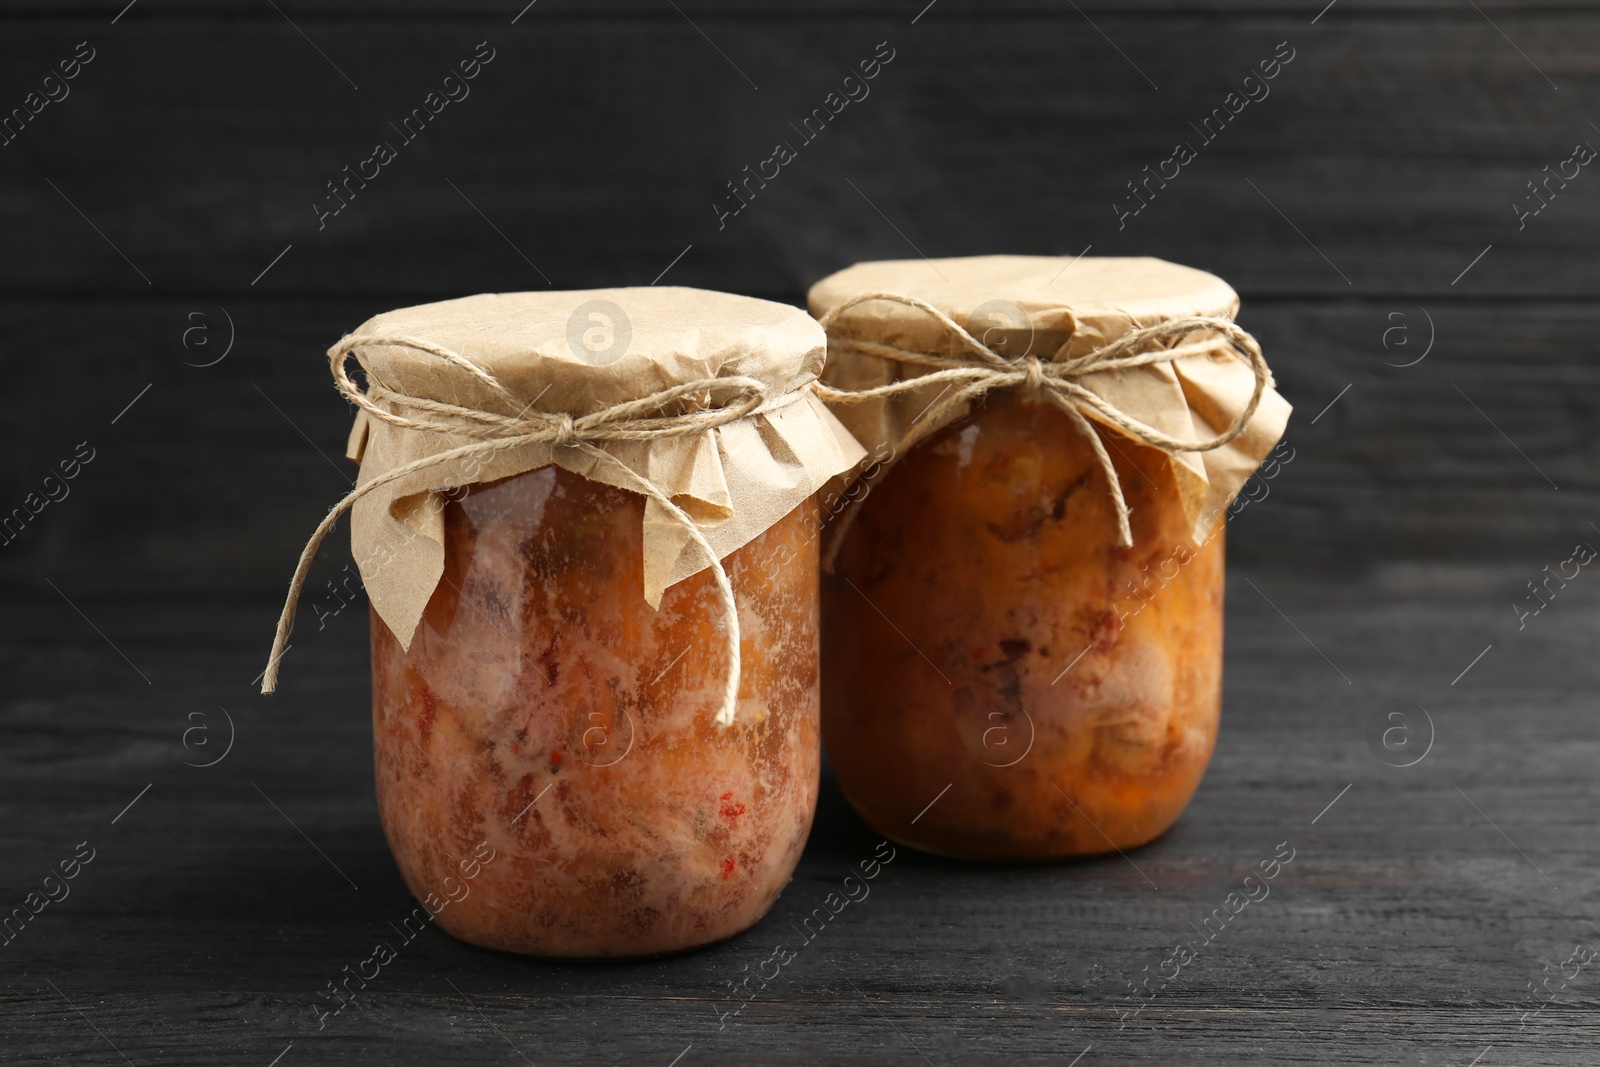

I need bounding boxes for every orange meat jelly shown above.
[822,392,1223,861]
[371,466,821,957]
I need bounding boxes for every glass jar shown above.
[372,465,821,957]
[822,392,1224,861]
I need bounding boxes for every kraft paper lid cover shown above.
[807,255,1292,545]
[343,287,867,649]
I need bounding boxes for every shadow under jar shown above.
[822,393,1222,861]
[372,467,822,957]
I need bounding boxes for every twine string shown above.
[261,332,785,727]
[813,291,1269,568]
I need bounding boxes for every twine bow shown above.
[261,332,787,727]
[814,291,1270,567]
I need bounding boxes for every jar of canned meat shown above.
[264,288,865,955]
[809,256,1290,862]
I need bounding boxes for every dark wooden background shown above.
[3,2,1599,1064]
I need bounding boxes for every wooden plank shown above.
[0,297,1590,585]
[1,564,1597,1062]
[9,1,1600,15]
[0,15,1594,297]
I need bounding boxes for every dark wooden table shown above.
[3,1,1599,1063]
[4,559,1598,1065]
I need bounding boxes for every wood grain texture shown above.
[2,2,1597,1064]
[12,2,1600,14]
[2,565,1597,1064]
[0,297,1591,579]
[0,10,1594,299]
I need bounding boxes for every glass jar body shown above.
[371,465,821,957]
[822,393,1224,861]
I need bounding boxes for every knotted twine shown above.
[260,332,805,728]
[813,291,1270,569]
